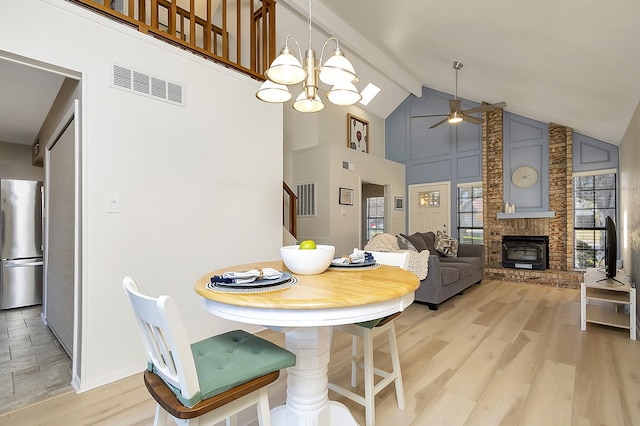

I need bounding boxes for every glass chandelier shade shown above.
[319,48,358,85]
[255,0,360,112]
[293,91,325,112]
[263,46,306,85]
[326,81,362,105]
[256,80,292,103]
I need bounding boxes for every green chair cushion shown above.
[150,329,296,407]
[355,318,383,329]
[192,330,296,401]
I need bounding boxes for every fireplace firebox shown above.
[502,236,549,270]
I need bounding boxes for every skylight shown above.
[359,83,380,106]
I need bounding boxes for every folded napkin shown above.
[331,250,375,265]
[210,268,283,285]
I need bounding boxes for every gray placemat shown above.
[206,275,299,293]
[327,263,381,271]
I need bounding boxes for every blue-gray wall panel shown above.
[504,113,549,211]
[573,132,619,172]
[507,145,544,209]
[385,101,410,163]
[457,155,482,180]
[456,121,482,153]
[409,159,453,184]
[410,119,452,159]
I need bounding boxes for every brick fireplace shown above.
[481,108,584,288]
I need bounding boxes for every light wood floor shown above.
[1,279,638,426]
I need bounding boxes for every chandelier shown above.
[255,0,361,112]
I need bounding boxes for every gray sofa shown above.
[400,232,484,310]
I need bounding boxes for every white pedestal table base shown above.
[270,326,359,426]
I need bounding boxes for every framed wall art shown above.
[339,187,354,205]
[347,113,368,153]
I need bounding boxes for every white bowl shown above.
[280,244,335,275]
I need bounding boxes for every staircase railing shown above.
[67,0,276,80]
[283,181,297,239]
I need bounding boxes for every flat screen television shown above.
[604,215,617,279]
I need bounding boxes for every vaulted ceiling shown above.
[2,1,638,147]
[280,0,640,145]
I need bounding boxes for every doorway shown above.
[408,182,451,235]
[0,52,81,404]
[361,183,386,248]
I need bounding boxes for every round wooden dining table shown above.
[194,260,419,426]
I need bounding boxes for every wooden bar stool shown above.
[329,251,410,426]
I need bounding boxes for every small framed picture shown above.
[394,196,404,211]
[339,187,354,205]
[347,113,368,153]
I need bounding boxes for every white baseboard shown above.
[72,364,145,394]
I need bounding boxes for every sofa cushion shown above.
[440,266,460,286]
[441,256,483,272]
[438,261,473,279]
[420,232,438,255]
[435,231,459,257]
[399,233,428,253]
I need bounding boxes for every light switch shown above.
[108,196,120,213]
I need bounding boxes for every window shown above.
[457,183,483,244]
[366,196,384,241]
[573,171,616,269]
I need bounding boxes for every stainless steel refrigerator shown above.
[1,179,44,310]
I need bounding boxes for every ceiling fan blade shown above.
[449,99,462,113]
[411,114,448,119]
[429,117,449,129]
[462,101,507,115]
[462,115,482,125]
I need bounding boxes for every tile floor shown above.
[0,305,72,413]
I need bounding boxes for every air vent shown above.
[296,182,316,217]
[110,64,184,106]
[342,161,355,171]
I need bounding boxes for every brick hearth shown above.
[481,109,584,288]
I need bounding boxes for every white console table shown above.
[580,268,636,340]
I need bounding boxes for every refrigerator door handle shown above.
[4,259,44,268]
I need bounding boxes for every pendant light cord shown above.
[455,67,458,100]
[307,0,313,50]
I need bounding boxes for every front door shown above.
[408,182,450,235]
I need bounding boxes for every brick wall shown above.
[482,113,583,288]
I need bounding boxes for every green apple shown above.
[299,240,317,250]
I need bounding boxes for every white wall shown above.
[0,142,44,181]
[619,99,640,331]
[294,145,405,256]
[3,0,282,391]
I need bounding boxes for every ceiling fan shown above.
[412,61,506,129]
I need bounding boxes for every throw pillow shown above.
[397,234,418,252]
[435,231,459,257]
[364,233,400,252]
[421,231,437,255]
[399,233,428,253]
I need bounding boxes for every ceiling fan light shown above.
[265,47,306,85]
[448,111,463,124]
[320,48,358,85]
[256,80,292,103]
[293,91,325,113]
[327,82,361,105]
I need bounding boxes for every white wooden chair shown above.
[329,250,410,426]
[123,276,296,426]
